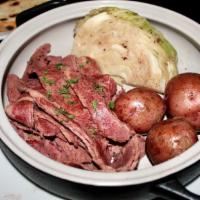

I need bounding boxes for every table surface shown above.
[0,148,199,200]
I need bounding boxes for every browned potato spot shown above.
[115,87,166,133]
[146,118,198,165]
[165,73,200,130]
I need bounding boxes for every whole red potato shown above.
[115,87,166,133]
[146,118,198,165]
[165,73,200,130]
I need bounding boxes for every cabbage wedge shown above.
[72,7,178,93]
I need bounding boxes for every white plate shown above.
[0,1,200,186]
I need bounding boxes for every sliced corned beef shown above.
[72,77,134,143]
[5,43,145,172]
[7,74,24,103]
[6,96,34,128]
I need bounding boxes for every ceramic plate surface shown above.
[0,1,200,186]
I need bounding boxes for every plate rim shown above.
[0,0,200,186]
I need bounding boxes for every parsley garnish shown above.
[66,79,79,85]
[41,76,55,86]
[63,94,71,99]
[58,86,69,95]
[46,90,52,99]
[94,84,104,93]
[67,100,75,105]
[92,100,98,111]
[88,127,97,137]
[108,101,115,110]
[67,114,75,119]
[79,64,85,68]
[55,108,75,119]
[55,63,63,70]
[55,107,68,115]
[44,69,48,75]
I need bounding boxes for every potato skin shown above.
[115,87,166,133]
[146,118,198,165]
[165,73,200,130]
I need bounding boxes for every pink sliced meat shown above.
[34,112,61,137]
[25,78,44,92]
[73,77,134,143]
[21,87,112,171]
[33,109,81,146]
[54,138,92,165]
[77,56,101,77]
[97,135,145,171]
[94,74,117,97]
[5,43,145,172]
[93,74,117,104]
[63,55,101,79]
[6,96,34,128]
[115,135,145,171]
[23,43,51,80]
[12,120,92,169]
[7,74,24,103]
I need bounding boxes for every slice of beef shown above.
[63,55,101,79]
[72,77,134,143]
[12,120,92,169]
[6,96,34,128]
[92,74,117,104]
[22,43,51,81]
[77,56,101,77]
[115,135,145,171]
[22,44,108,137]
[63,55,80,79]
[7,74,24,103]
[98,135,145,171]
[34,111,61,137]
[95,74,117,97]
[21,87,113,171]
[10,120,39,136]
[33,109,81,146]
[54,138,92,165]
[25,78,44,93]
[27,56,99,137]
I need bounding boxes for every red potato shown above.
[114,87,166,133]
[146,118,198,165]
[165,73,200,130]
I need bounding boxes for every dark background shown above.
[129,0,199,23]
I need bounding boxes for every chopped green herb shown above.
[58,86,69,95]
[59,120,64,124]
[44,69,48,75]
[55,63,63,70]
[66,79,79,85]
[108,101,115,110]
[67,114,75,119]
[41,76,55,86]
[55,108,75,120]
[94,84,104,93]
[67,100,75,105]
[46,90,52,99]
[55,107,68,115]
[88,127,97,136]
[86,60,89,64]
[79,64,85,68]
[92,100,98,111]
[63,94,71,99]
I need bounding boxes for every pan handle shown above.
[16,0,82,26]
[154,178,200,200]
